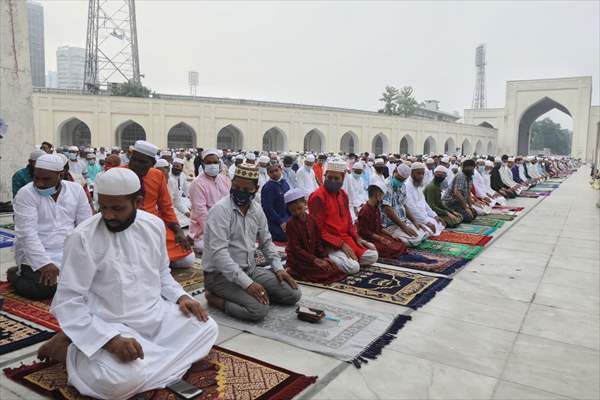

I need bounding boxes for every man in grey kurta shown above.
[203,163,301,321]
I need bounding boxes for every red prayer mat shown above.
[429,231,493,247]
[492,206,524,212]
[0,282,60,332]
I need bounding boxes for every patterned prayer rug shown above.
[3,346,317,400]
[535,183,560,189]
[207,296,411,367]
[254,249,287,267]
[299,266,451,309]
[469,218,506,228]
[447,224,497,235]
[0,230,15,248]
[378,249,467,275]
[0,283,59,331]
[416,240,484,260]
[518,191,542,198]
[429,231,493,247]
[475,213,516,222]
[492,206,524,212]
[0,312,55,355]
[171,263,204,294]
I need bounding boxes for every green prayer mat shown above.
[527,187,555,192]
[475,213,516,222]
[416,240,483,260]
[469,218,506,228]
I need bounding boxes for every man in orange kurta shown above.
[128,140,194,268]
[312,154,326,186]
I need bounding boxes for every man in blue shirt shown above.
[261,163,290,242]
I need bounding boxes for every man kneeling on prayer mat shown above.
[38,168,218,400]
[357,182,407,258]
[308,160,378,274]
[423,166,463,228]
[442,159,478,223]
[203,163,301,322]
[284,188,347,283]
[8,154,92,300]
[404,162,445,236]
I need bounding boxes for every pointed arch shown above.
[444,137,456,154]
[478,121,494,129]
[340,131,358,153]
[167,122,196,149]
[371,133,389,155]
[487,141,494,155]
[423,136,437,155]
[461,138,472,156]
[116,120,146,149]
[517,96,572,155]
[58,117,91,147]
[475,139,484,155]
[399,134,414,155]
[262,127,287,152]
[304,129,325,152]
[217,124,243,150]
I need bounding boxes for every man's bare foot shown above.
[6,266,17,283]
[205,291,225,311]
[38,332,71,364]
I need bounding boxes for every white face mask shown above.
[204,163,220,177]
[68,153,78,161]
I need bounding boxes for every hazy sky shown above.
[40,0,599,128]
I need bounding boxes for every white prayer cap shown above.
[369,180,387,194]
[411,161,426,170]
[57,153,68,166]
[441,156,449,163]
[85,148,93,153]
[217,150,223,157]
[374,158,385,166]
[160,150,171,156]
[96,167,141,196]
[495,157,502,162]
[396,163,411,178]
[68,146,78,152]
[352,161,365,170]
[172,158,185,165]
[485,160,494,167]
[86,153,96,159]
[434,165,448,174]
[284,188,307,204]
[235,154,244,160]
[245,153,256,161]
[134,140,159,158]
[425,158,434,164]
[368,153,375,159]
[155,159,169,168]
[305,154,315,163]
[201,148,218,159]
[29,149,46,161]
[508,157,515,162]
[326,160,347,173]
[527,156,535,161]
[35,154,64,172]
[258,155,270,164]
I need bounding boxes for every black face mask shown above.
[375,166,386,174]
[104,209,137,233]
[231,189,255,207]
[324,179,343,193]
[434,176,445,184]
[464,170,474,177]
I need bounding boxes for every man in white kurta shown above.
[343,161,368,223]
[10,155,92,299]
[168,158,191,227]
[404,162,444,236]
[295,154,319,195]
[42,168,218,400]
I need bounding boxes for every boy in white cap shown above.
[295,154,319,195]
[8,154,92,299]
[39,168,217,400]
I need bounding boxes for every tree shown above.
[378,86,399,115]
[530,117,572,155]
[111,80,152,98]
[396,86,418,117]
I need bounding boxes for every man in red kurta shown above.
[308,160,378,274]
[128,140,194,268]
[358,183,407,258]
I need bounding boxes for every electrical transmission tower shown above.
[84,0,140,93]
[471,44,487,109]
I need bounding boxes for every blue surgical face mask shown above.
[259,167,267,175]
[478,166,485,174]
[204,163,220,177]
[352,172,362,178]
[35,185,58,197]
[68,153,77,161]
[304,165,312,171]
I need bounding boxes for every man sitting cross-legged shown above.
[203,163,301,322]
[442,159,478,223]
[38,168,218,400]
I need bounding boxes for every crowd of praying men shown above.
[6,139,578,399]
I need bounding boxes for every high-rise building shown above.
[27,1,45,87]
[57,46,85,90]
[46,70,57,88]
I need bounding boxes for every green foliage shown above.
[111,81,152,98]
[530,117,572,155]
[378,85,418,117]
[378,86,399,115]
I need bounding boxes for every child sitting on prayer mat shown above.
[284,188,346,283]
[357,182,407,258]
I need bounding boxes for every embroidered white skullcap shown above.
[57,153,68,166]
[245,152,256,161]
[441,156,450,163]
[155,159,170,168]
[305,154,315,163]
[369,180,387,194]
[200,148,217,159]
[284,188,307,204]
[235,154,244,160]
[352,161,365,170]
[326,160,347,173]
[411,161,426,170]
[35,154,65,172]
[396,163,411,178]
[258,155,270,164]
[96,167,141,195]
[434,165,448,174]
[134,140,159,158]
[485,160,494,167]
[29,149,46,161]
[68,146,78,152]
[374,158,385,166]
[425,158,434,164]
[160,150,171,156]
[172,158,185,165]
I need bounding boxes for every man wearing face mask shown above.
[228,154,244,178]
[261,163,290,242]
[188,149,231,252]
[203,163,301,322]
[67,146,85,175]
[371,158,387,187]
[8,154,92,300]
[343,161,367,223]
[442,159,478,223]
[282,155,298,189]
[165,158,192,227]
[424,166,463,228]
[257,155,270,190]
[296,154,319,195]
[308,160,378,274]
[313,154,327,186]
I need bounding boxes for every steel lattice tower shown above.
[84,0,140,92]
[471,44,487,109]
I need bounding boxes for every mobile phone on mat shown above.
[166,379,204,399]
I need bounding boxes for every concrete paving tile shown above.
[540,267,600,292]
[547,254,600,274]
[449,270,539,303]
[475,247,552,268]
[554,243,599,260]
[215,325,241,345]
[502,334,600,400]
[389,313,516,378]
[314,350,498,400]
[496,231,558,245]
[492,380,570,399]
[533,281,600,316]
[465,258,546,282]
[492,239,556,255]
[521,303,600,350]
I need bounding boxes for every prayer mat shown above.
[475,213,516,222]
[299,266,451,309]
[0,230,15,248]
[518,191,543,198]
[3,346,317,400]
[416,240,484,260]
[205,296,411,367]
[0,283,59,331]
[469,218,506,228]
[254,249,287,267]
[0,223,15,231]
[429,231,493,247]
[492,206,524,212]
[447,224,497,236]
[0,312,55,355]
[377,249,467,275]
[171,263,204,294]
[535,183,560,189]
